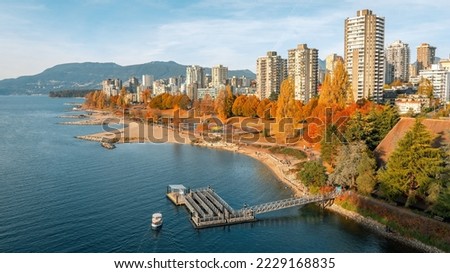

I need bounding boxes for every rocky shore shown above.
[326,204,444,253]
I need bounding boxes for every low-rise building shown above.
[197,87,219,100]
[395,94,430,114]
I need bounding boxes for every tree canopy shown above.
[378,119,447,207]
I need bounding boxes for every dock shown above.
[167,185,339,229]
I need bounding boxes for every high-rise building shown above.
[409,63,418,79]
[128,76,139,93]
[385,40,410,84]
[325,54,343,75]
[256,51,287,99]
[344,9,385,103]
[417,43,436,71]
[212,65,228,88]
[287,44,319,102]
[439,58,450,71]
[186,65,205,89]
[419,64,450,103]
[142,75,154,89]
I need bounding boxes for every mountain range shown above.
[0,61,256,95]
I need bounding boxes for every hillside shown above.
[374,117,450,166]
[0,61,256,95]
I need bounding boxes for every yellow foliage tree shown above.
[318,59,352,108]
[417,78,434,99]
[232,95,247,116]
[242,95,260,117]
[257,98,272,119]
[276,78,298,138]
[215,85,235,121]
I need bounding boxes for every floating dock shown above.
[167,184,339,229]
[167,185,255,228]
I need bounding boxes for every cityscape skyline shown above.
[1,0,450,80]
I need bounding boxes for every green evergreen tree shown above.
[356,151,377,196]
[376,104,400,141]
[378,119,446,207]
[320,124,343,167]
[344,111,366,142]
[298,160,327,191]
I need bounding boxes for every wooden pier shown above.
[167,185,339,229]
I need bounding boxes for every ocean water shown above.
[0,96,419,253]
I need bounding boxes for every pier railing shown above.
[238,192,339,215]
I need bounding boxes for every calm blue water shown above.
[0,96,419,253]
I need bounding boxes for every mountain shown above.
[318,59,326,70]
[0,61,256,95]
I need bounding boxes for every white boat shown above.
[151,212,163,229]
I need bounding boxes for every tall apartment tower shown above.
[325,54,343,75]
[385,40,410,83]
[186,65,205,89]
[212,64,228,88]
[417,43,436,71]
[287,44,319,102]
[142,74,154,88]
[256,51,287,99]
[344,9,385,103]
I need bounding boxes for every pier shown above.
[167,185,339,229]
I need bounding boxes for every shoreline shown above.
[71,110,444,253]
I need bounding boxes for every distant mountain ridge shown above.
[0,61,256,95]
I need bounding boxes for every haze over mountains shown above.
[0,61,256,95]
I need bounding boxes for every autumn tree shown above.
[378,119,447,207]
[200,94,214,115]
[149,94,163,109]
[173,94,191,110]
[162,93,174,109]
[417,78,434,99]
[242,95,260,117]
[318,59,351,108]
[232,95,247,116]
[276,78,298,138]
[256,98,273,119]
[118,87,129,109]
[141,89,151,104]
[215,85,235,120]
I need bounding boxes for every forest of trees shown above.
[49,89,94,98]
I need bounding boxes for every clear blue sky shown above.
[1,0,449,80]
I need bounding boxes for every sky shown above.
[1,0,450,80]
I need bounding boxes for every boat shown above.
[100,142,116,150]
[151,212,163,229]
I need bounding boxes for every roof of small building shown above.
[374,117,450,166]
